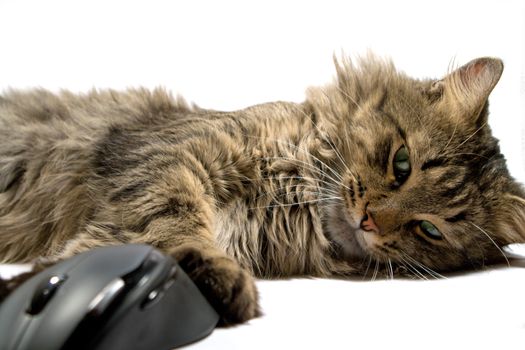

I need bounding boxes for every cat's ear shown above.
[432,57,503,122]
[493,192,525,245]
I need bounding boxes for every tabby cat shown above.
[0,56,524,325]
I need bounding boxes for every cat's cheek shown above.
[357,230,396,256]
[347,210,364,229]
[343,193,367,225]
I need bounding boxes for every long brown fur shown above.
[1,55,524,324]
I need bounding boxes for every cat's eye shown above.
[393,146,411,183]
[419,220,442,240]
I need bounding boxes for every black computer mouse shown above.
[0,244,219,350]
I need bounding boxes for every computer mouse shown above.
[0,244,219,350]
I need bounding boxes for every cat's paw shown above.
[171,246,261,327]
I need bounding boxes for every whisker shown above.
[248,196,343,210]
[371,259,380,281]
[441,119,459,154]
[399,256,427,281]
[387,258,394,280]
[396,261,411,279]
[452,122,487,151]
[402,254,447,280]
[288,101,357,182]
[469,222,510,267]
[261,155,340,181]
[245,134,347,182]
[361,255,373,280]
[447,152,490,160]
[319,87,362,183]
[254,187,340,202]
[262,156,350,190]
[256,175,342,194]
[251,178,340,196]
[395,260,414,280]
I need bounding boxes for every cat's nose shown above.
[360,209,380,234]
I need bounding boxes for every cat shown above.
[0,55,524,325]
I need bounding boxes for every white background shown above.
[0,1,524,349]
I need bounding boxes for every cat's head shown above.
[308,55,525,274]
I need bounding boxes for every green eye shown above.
[419,220,442,240]
[393,146,411,182]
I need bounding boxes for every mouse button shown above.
[122,249,165,288]
[60,278,130,350]
[87,278,126,317]
[139,288,164,310]
[10,316,61,350]
[91,244,155,277]
[161,264,178,290]
[51,249,95,273]
[26,274,67,315]
[139,263,177,310]
[61,245,153,289]
[0,311,32,350]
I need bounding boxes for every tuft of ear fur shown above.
[306,53,397,128]
[494,193,525,245]
[437,57,503,122]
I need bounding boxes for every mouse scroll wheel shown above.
[27,274,67,315]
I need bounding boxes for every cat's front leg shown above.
[130,220,261,326]
[90,147,262,325]
[104,163,262,325]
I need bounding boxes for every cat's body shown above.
[0,89,343,276]
[1,56,524,325]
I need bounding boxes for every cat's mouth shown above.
[354,230,380,256]
[343,228,396,267]
[323,202,386,262]
[327,218,371,262]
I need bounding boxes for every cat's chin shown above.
[341,229,370,262]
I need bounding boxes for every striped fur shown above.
[1,56,524,324]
